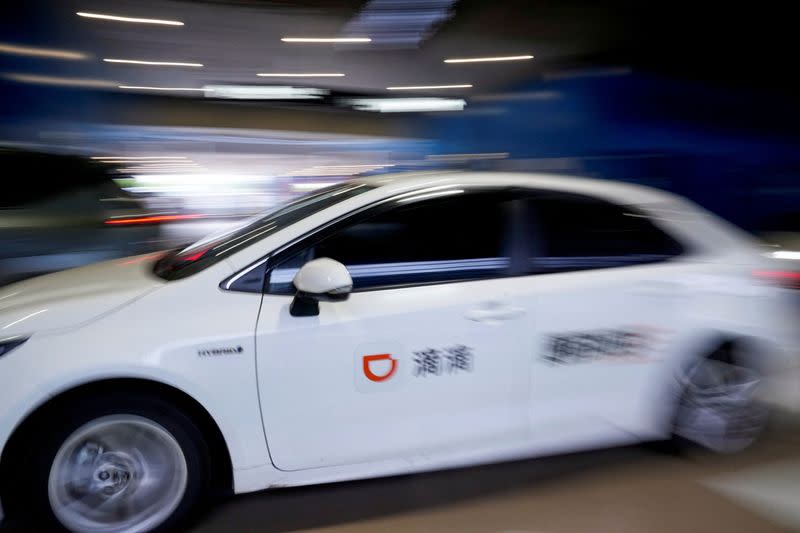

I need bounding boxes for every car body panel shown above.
[0,172,796,502]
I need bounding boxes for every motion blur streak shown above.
[105,214,206,225]
[444,55,534,63]
[5,73,115,88]
[386,84,472,90]
[118,85,205,91]
[281,37,371,43]
[76,12,184,26]
[0,42,87,60]
[103,59,203,67]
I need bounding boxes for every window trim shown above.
[521,189,688,274]
[221,185,691,294]
[221,185,521,293]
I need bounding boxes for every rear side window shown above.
[268,192,515,293]
[527,193,683,272]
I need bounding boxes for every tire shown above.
[671,343,769,454]
[2,392,211,532]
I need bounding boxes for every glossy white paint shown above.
[0,172,797,509]
[293,258,353,294]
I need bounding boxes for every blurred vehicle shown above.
[0,172,798,532]
[0,149,163,286]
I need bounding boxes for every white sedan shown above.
[0,172,797,532]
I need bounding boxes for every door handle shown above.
[464,304,526,324]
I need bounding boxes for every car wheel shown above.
[672,345,769,453]
[5,393,210,532]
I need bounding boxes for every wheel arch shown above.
[0,377,234,495]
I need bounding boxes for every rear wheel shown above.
[3,393,210,532]
[672,345,768,453]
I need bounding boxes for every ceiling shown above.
[1,0,795,104]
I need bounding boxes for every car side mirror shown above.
[290,258,353,317]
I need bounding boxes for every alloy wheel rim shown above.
[48,414,188,533]
[675,357,767,453]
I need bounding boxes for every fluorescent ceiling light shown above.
[6,73,115,88]
[386,84,472,90]
[104,58,203,67]
[76,12,184,26]
[119,85,205,92]
[92,156,189,161]
[203,85,328,100]
[256,73,345,77]
[444,54,533,63]
[281,37,371,43]
[770,250,800,260]
[0,42,88,60]
[349,97,466,113]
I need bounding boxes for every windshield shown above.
[153,182,375,280]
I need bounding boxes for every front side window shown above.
[154,182,375,280]
[268,191,516,293]
[527,193,684,272]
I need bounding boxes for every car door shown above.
[522,192,691,445]
[255,189,533,471]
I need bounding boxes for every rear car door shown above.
[255,189,533,471]
[523,192,692,444]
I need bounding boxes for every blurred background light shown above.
[444,55,534,63]
[76,11,184,26]
[5,73,116,88]
[342,0,457,48]
[386,84,472,90]
[256,73,345,78]
[0,42,88,60]
[202,85,328,100]
[103,59,203,68]
[348,97,466,112]
[281,37,371,43]
[118,85,205,92]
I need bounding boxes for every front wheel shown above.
[4,393,211,532]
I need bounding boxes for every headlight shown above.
[0,336,28,358]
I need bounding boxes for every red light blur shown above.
[104,214,206,225]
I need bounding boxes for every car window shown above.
[267,192,516,293]
[154,182,375,280]
[527,193,684,272]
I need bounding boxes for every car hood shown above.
[0,254,164,337]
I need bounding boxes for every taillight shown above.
[753,270,800,289]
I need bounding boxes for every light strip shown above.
[444,54,533,63]
[386,84,472,90]
[92,156,189,161]
[349,97,465,112]
[257,72,344,77]
[76,11,184,26]
[203,85,327,100]
[104,58,203,67]
[118,85,206,92]
[6,73,115,88]
[770,251,800,260]
[281,37,371,43]
[0,42,88,60]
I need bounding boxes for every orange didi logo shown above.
[362,353,398,382]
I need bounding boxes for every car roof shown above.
[355,171,682,206]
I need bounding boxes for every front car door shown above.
[255,188,533,471]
